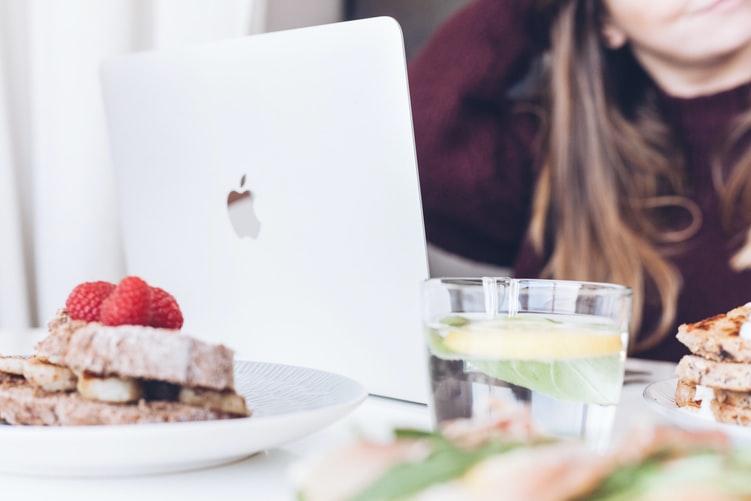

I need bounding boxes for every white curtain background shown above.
[0,0,266,329]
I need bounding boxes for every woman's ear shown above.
[602,20,627,49]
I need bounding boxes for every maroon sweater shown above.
[409,0,751,361]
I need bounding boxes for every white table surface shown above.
[0,331,676,501]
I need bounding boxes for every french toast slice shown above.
[0,379,230,426]
[674,375,751,426]
[676,304,751,363]
[676,355,751,392]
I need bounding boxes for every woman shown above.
[410,0,751,361]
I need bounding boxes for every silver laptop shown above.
[101,18,429,403]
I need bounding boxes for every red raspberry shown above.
[100,276,152,326]
[65,281,116,322]
[149,287,183,330]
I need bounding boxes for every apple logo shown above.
[226,174,261,239]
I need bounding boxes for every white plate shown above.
[0,361,367,477]
[643,378,751,446]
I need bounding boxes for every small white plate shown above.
[643,378,751,446]
[0,361,367,477]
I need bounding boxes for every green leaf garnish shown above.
[468,355,624,405]
[393,428,441,441]
[583,458,661,501]
[584,450,751,500]
[351,441,522,501]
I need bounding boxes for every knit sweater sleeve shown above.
[409,0,541,266]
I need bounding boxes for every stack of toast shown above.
[0,281,250,426]
[675,303,751,425]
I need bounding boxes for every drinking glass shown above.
[423,278,631,449]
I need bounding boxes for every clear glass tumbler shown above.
[423,278,631,449]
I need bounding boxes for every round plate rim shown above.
[0,361,369,476]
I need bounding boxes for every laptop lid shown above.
[101,18,429,402]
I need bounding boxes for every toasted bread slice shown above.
[0,379,232,426]
[676,355,751,392]
[710,400,751,426]
[23,358,77,393]
[0,356,29,376]
[36,310,88,365]
[714,388,751,409]
[674,378,751,429]
[676,304,751,363]
[63,324,235,391]
[674,378,701,409]
[674,379,751,406]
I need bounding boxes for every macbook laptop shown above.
[101,18,429,403]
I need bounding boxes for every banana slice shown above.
[0,356,29,376]
[23,358,77,392]
[77,373,142,403]
[178,387,250,416]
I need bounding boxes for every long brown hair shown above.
[528,0,751,352]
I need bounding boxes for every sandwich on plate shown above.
[0,276,249,425]
[675,303,751,425]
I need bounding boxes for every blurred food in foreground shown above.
[296,405,751,500]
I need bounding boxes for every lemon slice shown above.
[442,329,623,360]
